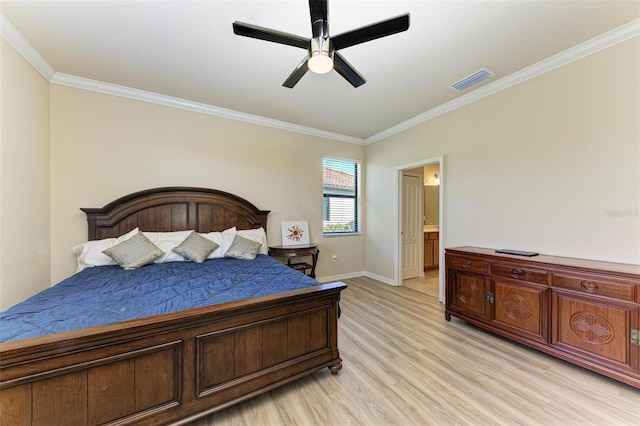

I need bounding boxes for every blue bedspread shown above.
[0,255,320,343]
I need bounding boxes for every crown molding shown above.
[0,14,55,80]
[365,18,640,144]
[3,12,637,146]
[50,73,366,145]
[1,13,365,145]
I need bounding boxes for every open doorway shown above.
[394,156,444,302]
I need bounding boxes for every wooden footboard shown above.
[0,282,346,426]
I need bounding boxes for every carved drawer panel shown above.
[552,272,636,302]
[446,247,640,388]
[492,263,548,285]
[492,279,548,342]
[448,272,489,319]
[447,255,489,274]
[553,293,635,372]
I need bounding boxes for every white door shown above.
[402,174,421,279]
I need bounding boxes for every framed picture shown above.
[281,221,310,246]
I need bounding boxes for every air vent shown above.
[449,68,495,92]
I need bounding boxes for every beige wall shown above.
[365,38,640,281]
[50,85,364,283]
[2,33,638,308]
[0,40,51,310]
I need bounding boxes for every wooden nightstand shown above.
[268,244,319,278]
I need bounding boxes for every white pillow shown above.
[203,227,237,259]
[73,227,139,272]
[237,227,268,255]
[143,230,192,263]
[202,232,223,259]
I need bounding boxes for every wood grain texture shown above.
[81,187,270,240]
[1,187,346,426]
[446,247,640,388]
[191,276,640,426]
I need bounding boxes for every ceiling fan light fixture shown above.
[233,1,409,88]
[308,37,333,74]
[308,53,333,74]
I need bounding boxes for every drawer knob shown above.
[511,268,524,278]
[580,280,598,292]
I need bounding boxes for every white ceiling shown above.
[1,1,639,143]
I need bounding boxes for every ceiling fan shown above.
[232,0,409,88]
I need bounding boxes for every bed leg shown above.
[329,359,343,375]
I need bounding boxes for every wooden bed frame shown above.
[0,187,346,425]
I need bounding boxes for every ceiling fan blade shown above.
[333,52,365,88]
[308,0,329,38]
[233,21,309,49]
[331,14,410,51]
[283,56,310,88]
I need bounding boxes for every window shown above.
[323,158,360,234]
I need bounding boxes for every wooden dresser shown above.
[445,246,640,388]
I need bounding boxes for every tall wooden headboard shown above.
[80,187,270,240]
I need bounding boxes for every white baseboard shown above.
[316,271,366,283]
[363,271,398,286]
[317,271,398,286]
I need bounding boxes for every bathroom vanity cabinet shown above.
[423,231,439,269]
[445,246,640,388]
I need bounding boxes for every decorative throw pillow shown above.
[73,227,140,272]
[221,227,238,255]
[203,227,237,259]
[173,231,219,263]
[102,232,165,270]
[144,230,193,263]
[224,235,262,260]
[237,227,269,255]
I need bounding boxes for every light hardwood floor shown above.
[402,268,440,299]
[191,276,639,425]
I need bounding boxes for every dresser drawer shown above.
[447,255,489,274]
[551,273,637,302]
[492,263,548,285]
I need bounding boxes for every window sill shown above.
[323,232,361,238]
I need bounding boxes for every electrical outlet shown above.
[332,255,337,262]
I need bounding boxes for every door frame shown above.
[394,156,445,302]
